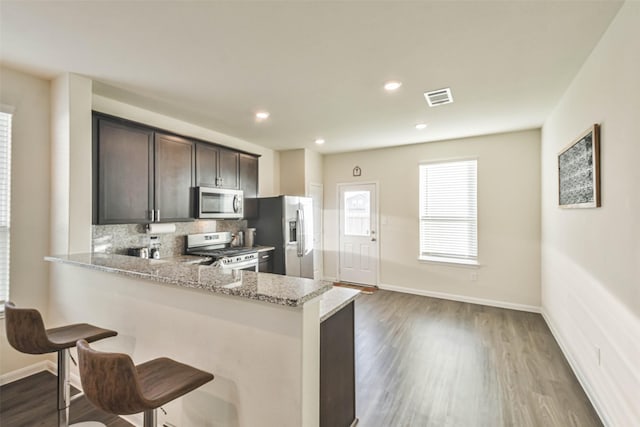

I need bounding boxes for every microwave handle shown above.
[233,195,241,213]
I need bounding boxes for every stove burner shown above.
[189,247,256,259]
[186,232,259,270]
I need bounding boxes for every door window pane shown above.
[344,191,370,236]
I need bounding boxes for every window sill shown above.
[418,256,481,268]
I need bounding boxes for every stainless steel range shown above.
[186,232,259,272]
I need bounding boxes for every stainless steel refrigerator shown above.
[249,196,314,279]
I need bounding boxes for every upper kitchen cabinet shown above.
[195,143,239,189]
[239,153,259,218]
[94,113,194,224]
[154,133,195,222]
[94,115,154,224]
[93,112,260,224]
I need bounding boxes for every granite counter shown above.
[46,253,332,307]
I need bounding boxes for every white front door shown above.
[338,183,378,286]
[309,183,324,280]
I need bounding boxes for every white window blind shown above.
[0,111,12,308]
[419,159,477,263]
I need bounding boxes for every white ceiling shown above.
[0,1,623,154]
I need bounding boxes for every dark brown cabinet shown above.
[219,148,239,189]
[94,112,259,224]
[239,153,259,218]
[154,133,195,222]
[94,116,154,224]
[195,144,239,189]
[195,143,219,188]
[258,249,274,273]
[320,301,356,427]
[94,114,195,224]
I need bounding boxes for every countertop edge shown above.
[46,255,332,308]
[319,287,361,322]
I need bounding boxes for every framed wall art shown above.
[558,124,601,208]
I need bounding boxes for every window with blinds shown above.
[0,111,11,308]
[419,159,477,264]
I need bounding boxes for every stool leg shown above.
[57,349,71,427]
[143,409,157,427]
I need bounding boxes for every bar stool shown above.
[76,339,214,427]
[4,301,118,427]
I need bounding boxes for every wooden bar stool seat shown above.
[77,339,214,427]
[3,301,118,427]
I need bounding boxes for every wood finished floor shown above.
[354,290,602,427]
[1,290,601,427]
[0,371,131,427]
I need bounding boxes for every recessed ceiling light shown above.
[255,111,270,120]
[415,123,428,130]
[315,138,325,145]
[384,81,402,92]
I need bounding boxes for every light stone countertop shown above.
[319,287,361,322]
[46,253,332,307]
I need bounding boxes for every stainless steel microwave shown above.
[195,187,243,219]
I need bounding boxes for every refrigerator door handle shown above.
[297,209,303,257]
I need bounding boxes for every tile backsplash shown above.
[92,220,247,258]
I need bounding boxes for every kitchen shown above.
[39,109,353,426]
[1,2,638,427]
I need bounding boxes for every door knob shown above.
[371,238,377,242]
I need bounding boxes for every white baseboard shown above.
[378,283,541,313]
[541,309,610,426]
[0,360,56,386]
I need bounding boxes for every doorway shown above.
[338,182,379,286]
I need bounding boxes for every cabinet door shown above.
[239,153,259,218]
[258,250,273,273]
[218,148,239,189]
[95,117,153,224]
[195,143,219,188]
[320,302,356,427]
[155,133,195,222]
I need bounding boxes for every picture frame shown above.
[558,124,601,208]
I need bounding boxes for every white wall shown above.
[324,129,541,309]
[93,95,280,197]
[279,148,323,196]
[305,149,323,191]
[540,2,640,426]
[51,73,93,255]
[279,149,306,196]
[0,66,51,375]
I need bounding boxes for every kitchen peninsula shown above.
[46,253,357,427]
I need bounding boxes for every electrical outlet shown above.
[595,346,601,366]
[470,272,478,282]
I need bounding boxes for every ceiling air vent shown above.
[424,87,453,107]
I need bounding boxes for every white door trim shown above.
[336,181,380,285]
[308,182,324,280]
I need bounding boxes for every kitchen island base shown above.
[48,261,320,427]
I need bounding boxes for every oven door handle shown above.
[218,258,259,271]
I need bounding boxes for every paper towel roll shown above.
[146,223,176,234]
